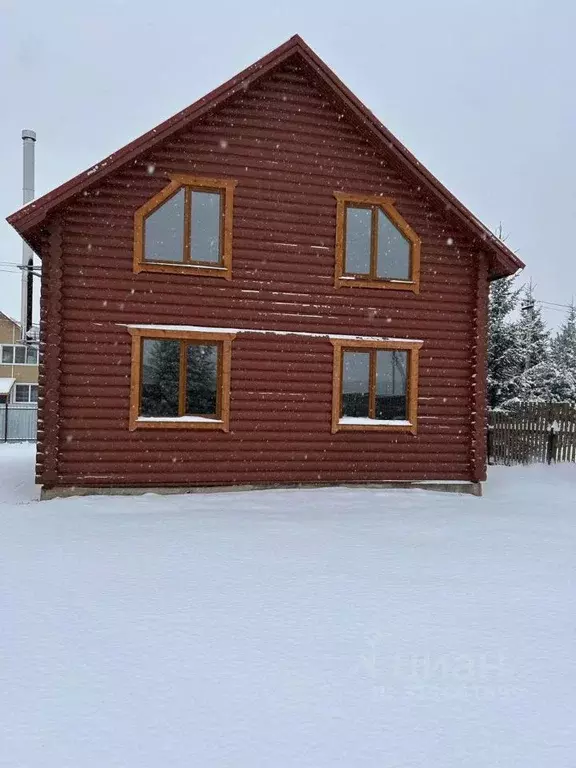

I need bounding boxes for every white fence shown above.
[0,405,38,442]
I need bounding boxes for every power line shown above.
[537,305,569,314]
[538,300,574,310]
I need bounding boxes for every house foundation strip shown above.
[40,481,482,501]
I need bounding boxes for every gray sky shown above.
[1,0,574,328]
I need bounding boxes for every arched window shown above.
[334,192,421,293]
[134,175,236,278]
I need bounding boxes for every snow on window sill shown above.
[123,323,423,344]
[339,275,413,283]
[143,261,227,271]
[338,417,412,427]
[137,416,222,424]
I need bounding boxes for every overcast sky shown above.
[1,0,574,328]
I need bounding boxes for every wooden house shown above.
[7,36,523,497]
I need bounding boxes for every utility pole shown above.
[520,280,536,402]
[20,129,36,343]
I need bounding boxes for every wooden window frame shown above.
[128,327,236,431]
[133,175,237,279]
[334,192,421,293]
[330,338,423,434]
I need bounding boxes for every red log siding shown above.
[37,58,486,487]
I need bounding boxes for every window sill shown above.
[336,275,419,293]
[131,415,228,431]
[334,417,416,434]
[134,261,231,280]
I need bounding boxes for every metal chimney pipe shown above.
[20,129,36,342]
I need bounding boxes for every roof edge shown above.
[7,33,523,277]
[7,34,304,232]
[290,41,523,277]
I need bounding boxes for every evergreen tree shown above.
[515,282,550,374]
[549,303,576,404]
[552,303,576,373]
[141,340,218,417]
[186,344,218,414]
[141,339,181,416]
[514,359,576,404]
[487,274,523,408]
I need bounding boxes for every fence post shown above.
[3,400,7,443]
[547,421,558,465]
[487,424,493,465]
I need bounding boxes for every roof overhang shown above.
[0,378,16,396]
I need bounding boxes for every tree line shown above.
[488,277,576,409]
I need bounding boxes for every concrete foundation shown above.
[41,480,482,500]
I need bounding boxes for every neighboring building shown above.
[0,311,38,405]
[0,378,16,406]
[7,36,523,495]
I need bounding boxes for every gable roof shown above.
[0,311,20,328]
[7,34,523,278]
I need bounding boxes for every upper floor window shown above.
[330,339,422,433]
[1,344,38,365]
[334,192,421,293]
[133,175,236,279]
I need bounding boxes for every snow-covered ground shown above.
[1,443,575,767]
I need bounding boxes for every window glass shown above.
[14,347,26,364]
[30,385,38,403]
[15,385,30,403]
[375,350,408,420]
[144,188,185,262]
[345,207,371,274]
[1,346,13,364]
[190,191,221,263]
[26,346,38,364]
[186,343,218,415]
[141,339,180,417]
[342,351,370,417]
[376,210,411,280]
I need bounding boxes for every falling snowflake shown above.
[219,139,228,149]
[446,237,454,246]
[146,164,156,176]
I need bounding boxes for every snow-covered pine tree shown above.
[506,282,554,403]
[513,358,575,403]
[552,303,576,371]
[487,274,523,408]
[516,282,550,371]
[549,303,576,404]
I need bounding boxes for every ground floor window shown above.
[128,328,235,431]
[330,339,422,433]
[13,384,38,404]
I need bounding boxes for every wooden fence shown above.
[488,402,576,465]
